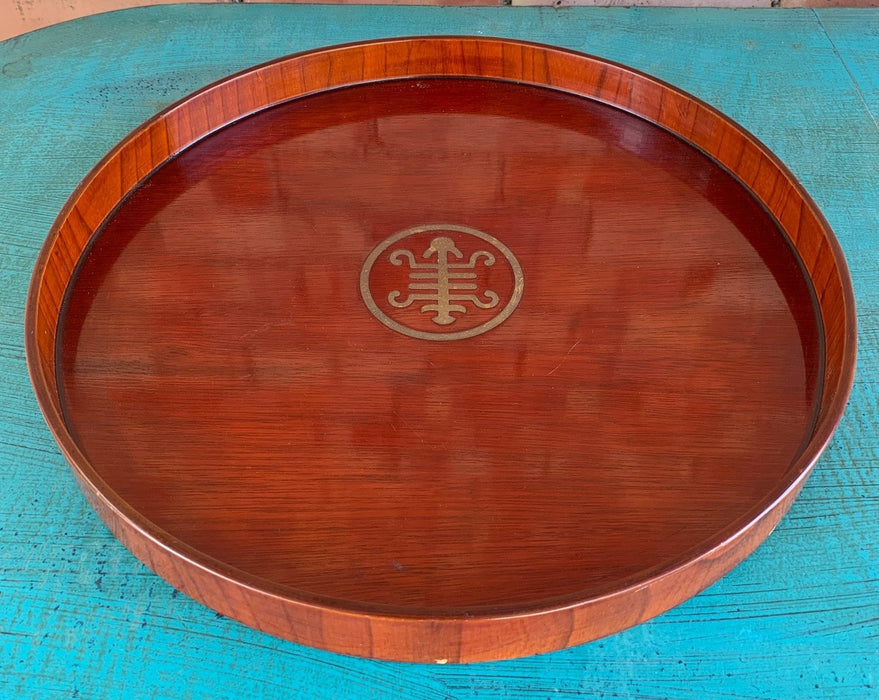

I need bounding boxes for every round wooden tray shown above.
[26,37,856,663]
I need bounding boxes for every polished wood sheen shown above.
[25,38,856,663]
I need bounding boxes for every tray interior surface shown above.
[56,78,821,615]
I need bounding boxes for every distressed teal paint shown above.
[1,6,877,698]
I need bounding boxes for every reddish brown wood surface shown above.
[25,38,856,663]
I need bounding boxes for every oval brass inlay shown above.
[360,224,524,341]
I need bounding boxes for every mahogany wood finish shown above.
[25,38,856,663]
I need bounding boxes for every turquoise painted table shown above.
[1,5,877,697]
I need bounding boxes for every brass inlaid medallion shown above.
[360,224,524,341]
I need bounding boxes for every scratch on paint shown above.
[546,339,582,376]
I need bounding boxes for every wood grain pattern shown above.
[23,36,856,663]
[18,28,853,660]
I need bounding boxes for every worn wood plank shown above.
[1,4,877,696]
[4,1,878,42]
[0,0,499,42]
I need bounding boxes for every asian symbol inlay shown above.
[360,224,524,341]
